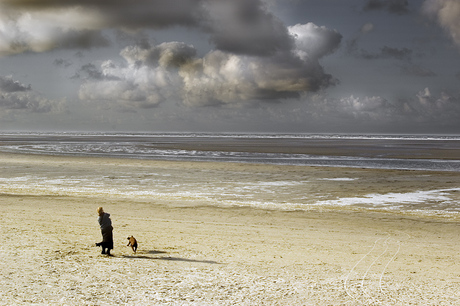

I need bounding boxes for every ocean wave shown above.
[0,132,459,171]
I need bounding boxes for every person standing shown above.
[96,207,113,256]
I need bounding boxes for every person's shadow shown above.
[121,250,221,264]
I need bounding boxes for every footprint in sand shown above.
[344,235,403,305]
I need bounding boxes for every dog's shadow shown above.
[121,250,221,264]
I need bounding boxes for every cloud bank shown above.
[312,88,460,128]
[77,22,341,108]
[0,0,343,108]
[0,76,63,113]
[0,0,297,56]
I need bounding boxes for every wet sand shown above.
[0,152,459,305]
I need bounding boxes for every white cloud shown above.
[0,1,343,108]
[300,88,460,130]
[339,95,391,113]
[326,95,398,122]
[77,24,341,108]
[0,8,108,55]
[414,87,457,115]
[289,23,342,60]
[179,49,335,106]
[78,60,181,109]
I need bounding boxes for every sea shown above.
[0,132,459,171]
[0,132,459,215]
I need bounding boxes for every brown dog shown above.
[127,236,138,253]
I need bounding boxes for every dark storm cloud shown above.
[1,0,201,28]
[0,0,294,56]
[56,30,111,49]
[1,0,343,109]
[363,0,409,15]
[78,24,342,108]
[203,0,294,56]
[178,49,337,106]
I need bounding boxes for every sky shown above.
[0,0,459,134]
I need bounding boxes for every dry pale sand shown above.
[0,153,460,305]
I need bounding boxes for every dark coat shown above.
[98,212,113,250]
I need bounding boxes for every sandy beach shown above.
[1,152,460,305]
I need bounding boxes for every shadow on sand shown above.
[121,250,221,264]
